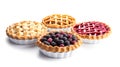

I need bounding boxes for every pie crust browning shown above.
[42,14,76,28]
[72,21,112,40]
[6,21,47,40]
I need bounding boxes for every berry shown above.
[51,41,56,46]
[62,37,67,41]
[68,38,72,42]
[68,34,72,38]
[43,41,50,45]
[63,33,68,37]
[47,38,53,42]
[59,35,64,39]
[40,38,47,42]
[54,38,59,42]
[71,41,76,44]
[64,41,70,46]
[57,40,64,45]
[56,33,60,37]
[44,35,51,38]
[51,35,56,39]
[60,44,64,47]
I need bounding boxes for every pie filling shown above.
[40,32,78,47]
[73,21,110,36]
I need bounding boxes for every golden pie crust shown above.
[6,21,47,40]
[72,22,112,40]
[42,14,76,28]
[36,32,82,53]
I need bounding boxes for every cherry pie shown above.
[72,21,111,41]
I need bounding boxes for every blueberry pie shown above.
[36,31,82,58]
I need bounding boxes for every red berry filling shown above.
[73,21,110,36]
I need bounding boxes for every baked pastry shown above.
[36,31,82,58]
[42,14,76,32]
[72,21,111,43]
[6,21,47,45]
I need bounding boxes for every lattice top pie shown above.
[42,14,76,28]
[72,21,111,40]
[6,21,47,40]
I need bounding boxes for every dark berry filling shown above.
[40,32,78,47]
[73,21,110,36]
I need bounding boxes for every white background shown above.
[0,0,119,67]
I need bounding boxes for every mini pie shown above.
[42,14,76,32]
[6,21,47,44]
[72,21,111,43]
[36,31,82,58]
